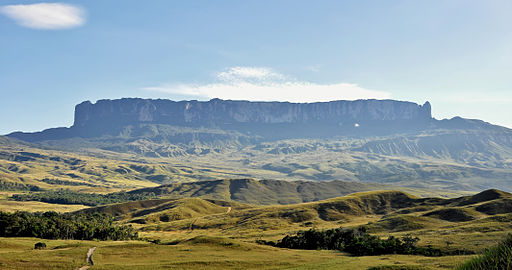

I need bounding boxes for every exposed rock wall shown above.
[73,98,432,128]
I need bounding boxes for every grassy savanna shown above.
[1,189,512,269]
[0,191,88,212]
[0,237,470,270]
[0,199,87,213]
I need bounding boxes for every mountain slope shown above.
[5,98,512,192]
[354,129,512,168]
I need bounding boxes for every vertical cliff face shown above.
[73,98,432,129]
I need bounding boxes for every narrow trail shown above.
[189,218,199,231]
[77,247,96,270]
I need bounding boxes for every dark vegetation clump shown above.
[0,180,40,191]
[11,189,157,206]
[367,266,429,270]
[40,178,100,187]
[0,211,138,240]
[457,234,512,270]
[34,242,46,249]
[258,226,443,256]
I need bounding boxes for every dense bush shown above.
[259,226,442,256]
[457,234,512,270]
[34,242,46,249]
[40,178,100,187]
[11,190,157,206]
[0,211,138,240]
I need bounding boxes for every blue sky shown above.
[1,0,511,134]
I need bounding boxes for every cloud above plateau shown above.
[0,3,85,30]
[142,67,391,102]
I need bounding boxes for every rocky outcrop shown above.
[73,98,432,128]
[17,98,507,143]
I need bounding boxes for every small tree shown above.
[34,242,46,249]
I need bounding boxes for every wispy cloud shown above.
[0,3,85,30]
[217,67,285,82]
[142,67,391,102]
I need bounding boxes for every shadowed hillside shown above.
[127,178,389,205]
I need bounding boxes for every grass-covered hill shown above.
[10,178,468,211]
[78,189,512,243]
[126,178,389,205]
[83,190,420,227]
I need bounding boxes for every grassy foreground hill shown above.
[79,189,512,244]
[3,189,512,269]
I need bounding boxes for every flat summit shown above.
[6,98,460,141]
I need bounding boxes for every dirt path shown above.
[87,247,96,265]
[77,247,96,270]
[189,218,199,231]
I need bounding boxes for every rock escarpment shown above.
[8,98,447,142]
[73,98,432,128]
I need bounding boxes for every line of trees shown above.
[0,211,138,240]
[11,190,157,206]
[40,178,100,187]
[258,226,443,256]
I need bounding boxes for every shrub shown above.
[34,242,46,249]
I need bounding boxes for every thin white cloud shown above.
[142,67,391,102]
[217,67,285,82]
[0,3,85,30]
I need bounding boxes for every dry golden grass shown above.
[0,237,472,270]
[0,199,87,213]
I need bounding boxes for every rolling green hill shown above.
[79,189,512,241]
[127,178,389,205]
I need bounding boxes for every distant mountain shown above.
[9,98,509,143]
[353,129,512,168]
[9,98,435,141]
[4,98,512,192]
